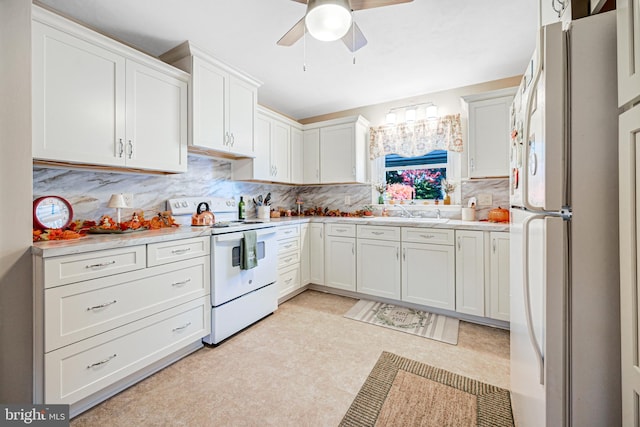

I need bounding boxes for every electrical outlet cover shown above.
[345,195,351,205]
[477,193,492,206]
[122,193,134,208]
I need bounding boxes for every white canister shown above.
[461,207,476,221]
[256,206,270,220]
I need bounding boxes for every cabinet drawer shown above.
[278,250,300,270]
[277,225,300,240]
[44,256,210,352]
[43,246,146,288]
[44,297,209,405]
[278,237,299,254]
[401,228,454,245]
[326,223,356,237]
[357,225,400,241]
[147,236,210,267]
[278,265,300,295]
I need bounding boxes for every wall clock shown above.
[33,196,73,230]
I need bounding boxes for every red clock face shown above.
[33,196,73,230]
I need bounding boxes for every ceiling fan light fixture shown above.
[305,0,352,42]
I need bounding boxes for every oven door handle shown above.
[214,228,276,242]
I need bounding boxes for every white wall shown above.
[0,0,33,403]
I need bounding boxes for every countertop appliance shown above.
[509,12,620,427]
[168,197,277,345]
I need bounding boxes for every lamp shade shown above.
[107,194,128,209]
[305,0,352,42]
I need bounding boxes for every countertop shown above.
[33,217,509,258]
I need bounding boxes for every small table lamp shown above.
[108,194,128,224]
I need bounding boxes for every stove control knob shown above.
[174,202,180,208]
[181,201,188,207]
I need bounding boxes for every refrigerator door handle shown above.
[523,213,546,385]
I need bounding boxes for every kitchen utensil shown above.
[257,195,263,205]
[191,202,215,226]
[488,206,509,223]
[264,192,271,206]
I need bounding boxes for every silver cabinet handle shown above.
[87,353,117,369]
[403,247,406,261]
[336,228,347,233]
[127,140,133,159]
[284,230,293,234]
[372,231,384,235]
[470,157,475,171]
[352,244,355,255]
[172,322,191,332]
[285,278,293,284]
[118,138,124,157]
[171,248,191,254]
[172,278,191,287]
[352,166,356,176]
[87,300,117,311]
[457,236,461,250]
[420,234,435,239]
[230,133,235,146]
[396,247,399,260]
[85,260,116,269]
[283,243,293,248]
[283,257,293,263]
[224,132,230,146]
[493,239,497,253]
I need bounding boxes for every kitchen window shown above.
[385,150,447,200]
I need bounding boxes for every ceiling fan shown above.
[277,0,414,52]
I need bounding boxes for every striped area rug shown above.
[344,300,459,345]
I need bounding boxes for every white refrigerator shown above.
[509,11,621,427]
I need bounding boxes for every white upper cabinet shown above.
[160,41,261,158]
[290,126,304,184]
[32,7,188,173]
[462,88,516,178]
[617,0,640,107]
[232,107,295,183]
[303,115,370,184]
[303,129,321,184]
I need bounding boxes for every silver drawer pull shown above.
[336,228,347,232]
[87,300,117,311]
[372,231,384,235]
[87,353,117,369]
[283,244,293,248]
[284,230,293,234]
[285,278,293,284]
[172,322,192,332]
[171,248,191,254]
[85,260,116,269]
[420,234,435,239]
[171,278,192,287]
[283,257,293,263]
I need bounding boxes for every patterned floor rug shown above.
[340,352,514,427]
[344,300,459,345]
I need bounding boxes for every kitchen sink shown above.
[366,217,449,223]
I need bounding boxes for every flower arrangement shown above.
[386,183,415,201]
[441,179,456,195]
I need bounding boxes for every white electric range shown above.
[167,197,277,344]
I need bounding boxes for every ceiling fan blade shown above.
[342,22,367,52]
[290,0,308,3]
[277,17,306,47]
[350,0,413,11]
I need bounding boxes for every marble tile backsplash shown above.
[33,156,509,222]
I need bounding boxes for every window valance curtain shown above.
[369,114,463,160]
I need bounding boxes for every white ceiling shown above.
[36,0,538,120]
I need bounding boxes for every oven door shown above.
[211,228,277,306]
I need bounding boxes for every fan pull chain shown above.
[303,25,307,72]
[352,11,356,65]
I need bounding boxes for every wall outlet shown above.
[477,193,492,206]
[122,193,134,208]
[345,195,351,205]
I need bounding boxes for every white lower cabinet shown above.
[325,224,356,291]
[401,241,455,310]
[276,225,301,298]
[356,226,401,299]
[455,230,485,316]
[488,231,510,321]
[34,236,211,413]
[309,223,325,285]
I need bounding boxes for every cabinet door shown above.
[357,239,401,299]
[309,223,325,285]
[324,236,355,291]
[271,120,291,182]
[32,21,125,167]
[191,56,227,151]
[455,230,485,316]
[290,127,304,184]
[489,232,510,321]
[303,129,321,184]
[468,96,512,178]
[251,114,271,180]
[401,242,455,310]
[617,0,640,107]
[320,124,355,183]
[300,224,310,286]
[125,60,187,173]
[228,76,256,156]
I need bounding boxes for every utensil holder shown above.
[256,206,270,220]
[461,207,476,221]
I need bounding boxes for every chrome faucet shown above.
[395,204,414,218]
[435,208,441,219]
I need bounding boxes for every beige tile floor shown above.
[71,290,510,426]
